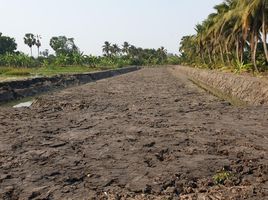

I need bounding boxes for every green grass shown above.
[0,65,114,82]
[32,65,102,76]
[0,67,31,77]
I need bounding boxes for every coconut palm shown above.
[241,0,268,64]
[122,42,130,55]
[179,0,268,71]
[111,44,121,57]
[102,41,111,57]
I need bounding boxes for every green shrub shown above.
[233,60,253,74]
[0,53,38,67]
[167,55,181,65]
[213,170,232,185]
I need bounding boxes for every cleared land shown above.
[0,67,267,199]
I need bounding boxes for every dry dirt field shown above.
[0,67,267,200]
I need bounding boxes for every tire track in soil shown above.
[0,67,267,199]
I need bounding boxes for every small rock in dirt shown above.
[143,184,152,194]
[237,152,244,159]
[155,148,169,161]
[243,167,253,175]
[164,187,176,195]
[24,186,49,200]
[184,187,194,194]
[235,165,244,173]
[49,141,67,148]
[143,142,156,148]
[0,174,11,182]
[218,149,229,156]
[1,186,15,200]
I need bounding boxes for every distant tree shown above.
[36,35,41,57]
[157,46,167,64]
[40,49,49,57]
[102,41,111,57]
[111,44,121,56]
[128,45,138,58]
[122,42,130,55]
[50,36,79,55]
[0,33,17,55]
[24,33,36,57]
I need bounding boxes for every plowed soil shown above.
[0,67,267,200]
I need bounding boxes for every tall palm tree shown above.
[244,0,268,62]
[36,35,41,57]
[261,0,268,62]
[24,33,36,57]
[179,0,268,71]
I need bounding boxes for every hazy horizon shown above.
[0,0,222,56]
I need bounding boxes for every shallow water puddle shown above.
[13,101,33,108]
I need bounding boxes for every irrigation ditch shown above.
[0,66,141,106]
[171,66,268,106]
[2,65,268,108]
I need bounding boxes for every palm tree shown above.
[179,0,268,71]
[129,45,137,58]
[24,33,36,57]
[243,0,268,63]
[102,41,111,57]
[122,42,130,55]
[195,24,207,64]
[36,35,41,57]
[111,44,121,57]
[260,0,268,62]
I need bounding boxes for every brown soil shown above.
[0,67,267,200]
[174,66,268,106]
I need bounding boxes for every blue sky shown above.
[0,0,222,56]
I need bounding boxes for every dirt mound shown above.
[173,66,268,106]
[0,66,140,103]
[0,67,267,199]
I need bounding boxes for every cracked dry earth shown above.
[0,67,267,200]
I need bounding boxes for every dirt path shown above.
[0,67,267,200]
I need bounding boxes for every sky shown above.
[0,0,222,56]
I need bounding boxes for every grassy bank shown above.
[0,65,116,82]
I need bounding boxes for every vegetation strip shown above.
[179,0,268,73]
[0,66,141,104]
[173,66,268,106]
[0,33,179,74]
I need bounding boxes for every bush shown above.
[167,55,181,65]
[0,53,38,67]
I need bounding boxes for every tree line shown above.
[179,0,268,72]
[0,33,180,68]
[102,41,169,65]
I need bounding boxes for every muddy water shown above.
[0,95,35,108]
[13,101,33,108]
